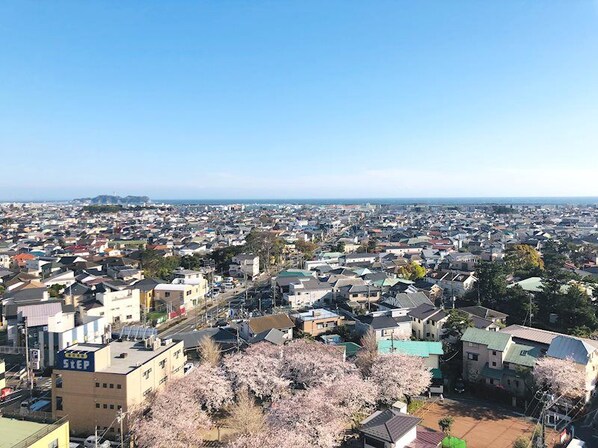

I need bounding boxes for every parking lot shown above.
[414,398,558,448]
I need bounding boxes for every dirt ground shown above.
[413,398,559,448]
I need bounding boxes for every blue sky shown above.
[1,1,598,200]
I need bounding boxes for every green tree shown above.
[295,239,318,260]
[397,262,426,281]
[504,244,544,276]
[443,310,474,340]
[140,249,181,280]
[469,262,507,308]
[48,283,65,298]
[555,285,598,333]
[438,416,455,435]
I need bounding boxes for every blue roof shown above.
[377,340,443,357]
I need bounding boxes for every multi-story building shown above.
[154,282,204,315]
[284,277,332,309]
[51,338,185,436]
[290,309,343,337]
[229,254,260,279]
[83,287,141,325]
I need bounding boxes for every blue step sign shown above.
[56,349,95,372]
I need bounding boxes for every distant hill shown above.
[73,195,150,205]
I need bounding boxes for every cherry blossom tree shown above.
[130,376,212,448]
[322,373,378,425]
[222,343,290,400]
[369,353,431,405]
[280,339,355,388]
[186,363,234,413]
[533,356,586,398]
[227,429,310,448]
[267,387,348,448]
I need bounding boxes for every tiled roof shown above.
[360,409,421,443]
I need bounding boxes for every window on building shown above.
[159,376,167,385]
[126,315,132,319]
[143,388,153,397]
[117,405,122,410]
[103,383,107,388]
[364,436,385,448]
[174,350,181,359]
[96,403,100,408]
[143,368,152,379]
[489,379,494,385]
[103,404,107,409]
[159,359,166,369]
[165,292,171,298]
[109,384,114,389]
[95,382,100,388]
[55,374,63,388]
[56,397,63,411]
[110,404,115,409]
[48,439,59,448]
[467,353,479,361]
[117,384,122,389]
[492,350,497,355]
[492,361,497,367]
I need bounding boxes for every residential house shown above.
[290,308,344,337]
[461,327,539,397]
[425,270,476,297]
[229,254,260,279]
[408,305,448,341]
[360,408,443,448]
[239,313,294,342]
[83,285,141,325]
[284,277,332,309]
[154,283,204,315]
[355,313,412,340]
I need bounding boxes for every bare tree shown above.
[355,328,378,376]
[198,336,221,367]
[225,388,265,436]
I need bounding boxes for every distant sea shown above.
[155,197,598,206]
[2,197,597,206]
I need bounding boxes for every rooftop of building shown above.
[0,416,67,448]
[58,339,182,375]
[291,308,340,321]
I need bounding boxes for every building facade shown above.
[51,338,185,436]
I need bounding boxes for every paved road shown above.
[158,273,274,338]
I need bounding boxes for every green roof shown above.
[377,340,443,357]
[277,269,313,278]
[338,342,361,357]
[0,417,61,448]
[508,277,543,292]
[503,343,540,368]
[461,327,512,352]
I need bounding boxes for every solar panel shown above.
[114,325,158,340]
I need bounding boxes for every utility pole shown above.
[117,409,125,448]
[22,317,33,397]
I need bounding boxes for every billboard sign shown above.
[56,349,95,372]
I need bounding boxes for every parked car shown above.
[84,436,110,448]
[454,378,466,394]
[0,387,14,402]
[183,362,195,375]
